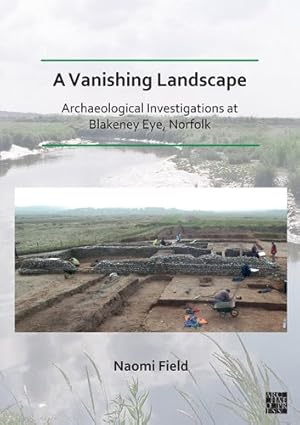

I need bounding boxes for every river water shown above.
[0,147,299,424]
[0,148,210,187]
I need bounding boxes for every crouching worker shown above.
[214,288,231,303]
[160,238,171,246]
[241,263,251,278]
[153,238,160,246]
[69,257,80,267]
[64,268,77,279]
[64,257,80,279]
[251,243,259,258]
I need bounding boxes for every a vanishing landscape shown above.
[15,205,287,332]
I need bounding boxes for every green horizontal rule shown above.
[41,58,259,62]
[42,143,260,148]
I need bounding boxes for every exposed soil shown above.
[15,271,287,332]
[96,276,171,332]
[15,274,139,332]
[15,273,99,301]
[145,304,287,332]
[159,274,287,307]
[15,239,287,333]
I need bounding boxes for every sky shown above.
[0,0,299,117]
[15,187,287,211]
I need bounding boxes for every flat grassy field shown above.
[15,212,287,254]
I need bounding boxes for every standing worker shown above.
[271,242,277,262]
[251,243,259,258]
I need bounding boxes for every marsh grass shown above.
[1,342,298,425]
[1,354,151,425]
[54,353,151,425]
[254,165,276,187]
[0,411,37,425]
[103,379,151,425]
[289,169,300,201]
[0,371,39,425]
[176,335,299,425]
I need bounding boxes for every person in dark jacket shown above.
[241,263,251,278]
[251,243,259,258]
[160,238,167,246]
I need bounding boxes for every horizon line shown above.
[16,206,286,211]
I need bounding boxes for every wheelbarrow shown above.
[212,299,239,318]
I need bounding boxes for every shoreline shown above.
[0,137,183,163]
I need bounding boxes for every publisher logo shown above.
[266,392,288,414]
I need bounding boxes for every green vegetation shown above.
[260,137,300,171]
[104,380,151,425]
[227,150,251,165]
[176,335,293,424]
[0,371,47,425]
[15,210,286,254]
[0,354,151,425]
[289,169,300,201]
[1,113,300,165]
[1,342,298,424]
[0,121,76,151]
[254,165,275,187]
[55,353,151,425]
[0,412,40,425]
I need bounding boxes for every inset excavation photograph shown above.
[15,188,287,332]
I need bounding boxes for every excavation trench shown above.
[15,239,287,332]
[15,274,172,332]
[96,275,172,332]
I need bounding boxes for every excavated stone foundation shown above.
[93,254,277,276]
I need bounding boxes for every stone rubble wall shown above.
[173,247,211,256]
[242,249,255,257]
[225,248,241,257]
[93,254,277,276]
[19,258,76,275]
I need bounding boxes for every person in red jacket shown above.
[271,242,277,262]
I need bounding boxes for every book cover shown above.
[0,2,297,424]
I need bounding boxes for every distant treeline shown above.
[15,206,286,219]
